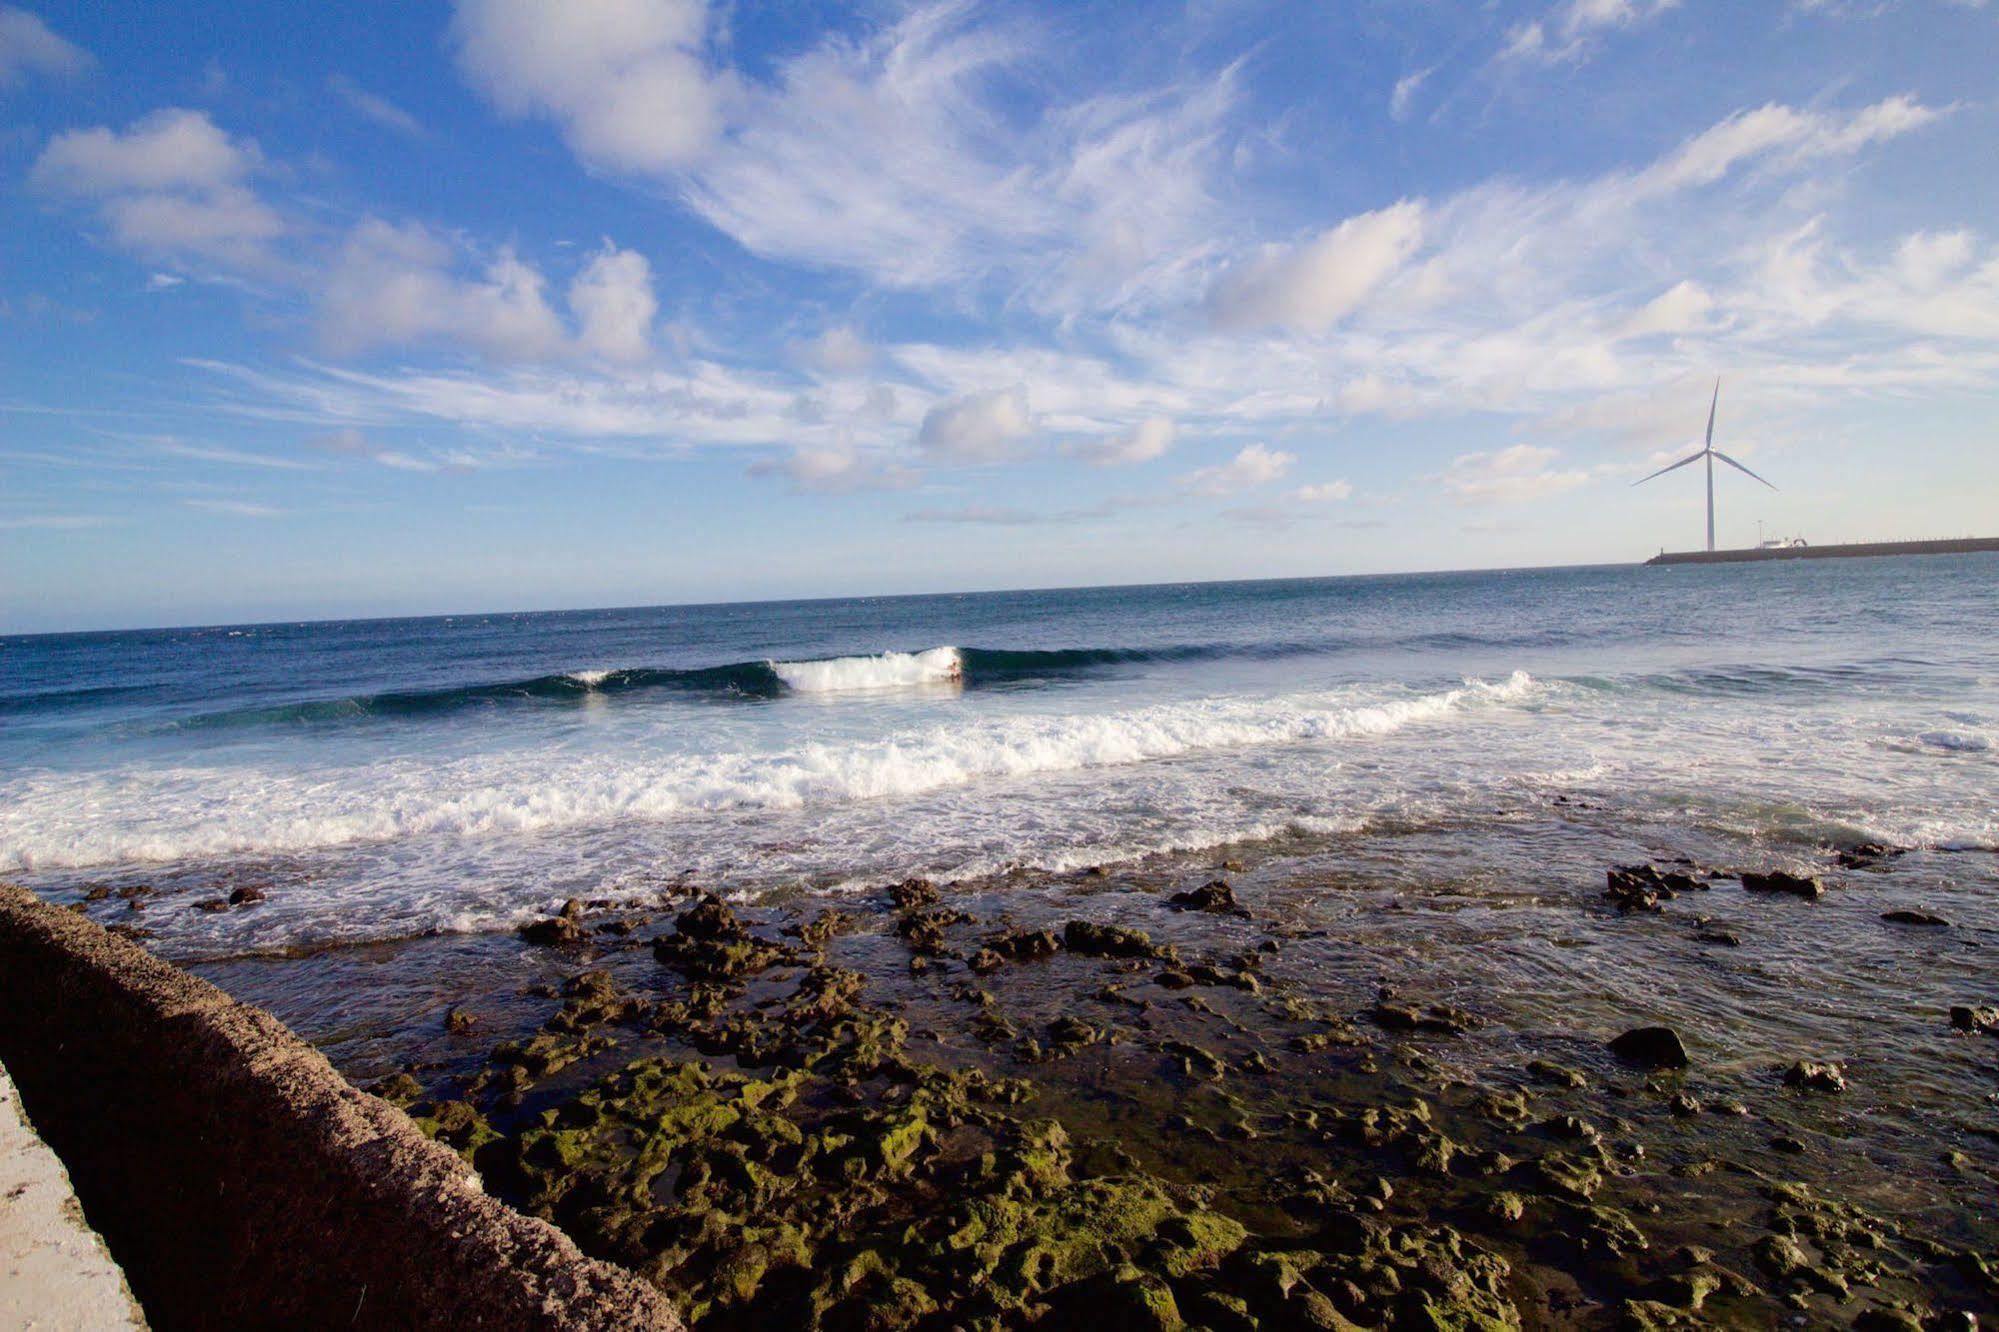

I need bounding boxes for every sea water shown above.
[4,557,1994,959]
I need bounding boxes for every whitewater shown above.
[4,558,1996,956]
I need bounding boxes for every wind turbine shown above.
[1633,380,1775,552]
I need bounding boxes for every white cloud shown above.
[184,498,287,518]
[29,109,282,267]
[316,218,568,361]
[1500,0,1680,65]
[1071,416,1174,466]
[918,385,1036,462]
[1178,443,1294,495]
[1438,444,1588,504]
[749,442,915,493]
[451,0,720,173]
[568,243,657,363]
[450,1,1231,310]
[1292,480,1354,503]
[329,75,425,137]
[1389,66,1433,122]
[1207,202,1425,333]
[1620,280,1716,338]
[0,6,88,88]
[798,325,875,376]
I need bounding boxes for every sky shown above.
[3,0,1996,632]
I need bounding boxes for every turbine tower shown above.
[1633,380,1775,552]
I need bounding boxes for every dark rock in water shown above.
[1609,1026,1690,1069]
[1834,841,1908,869]
[671,892,740,940]
[1064,919,1177,961]
[1741,870,1825,901]
[518,914,584,947]
[1167,879,1245,914]
[889,877,940,910]
[1606,864,1705,912]
[1783,1060,1847,1093]
[227,885,267,906]
[1949,1005,1998,1036]
[1881,910,1951,927]
[194,898,230,913]
[982,926,1062,965]
[1368,1001,1481,1036]
[444,1006,477,1036]
[1694,928,1741,946]
[1769,1135,1807,1155]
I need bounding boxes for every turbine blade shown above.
[1705,379,1719,449]
[1632,449,1707,486]
[1712,450,1776,490]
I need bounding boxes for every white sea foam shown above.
[772,647,962,693]
[567,669,615,688]
[0,673,1536,870]
[1918,730,1990,753]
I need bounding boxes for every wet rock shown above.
[1754,1234,1812,1281]
[1668,1092,1702,1117]
[1741,871,1825,901]
[1167,879,1245,914]
[1950,1004,1998,1035]
[1610,1026,1690,1069]
[519,912,586,947]
[194,898,230,913]
[1834,841,1907,870]
[1783,1060,1847,1093]
[983,925,1062,965]
[1769,1135,1807,1154]
[1694,928,1741,946]
[1881,910,1951,927]
[445,1006,477,1036]
[1606,865,1703,912]
[895,906,970,956]
[1045,1262,1183,1330]
[1527,1059,1588,1089]
[1064,919,1177,962]
[227,885,267,906]
[1367,1000,1481,1036]
[889,878,940,910]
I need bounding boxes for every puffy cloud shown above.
[1292,480,1354,503]
[1438,444,1588,504]
[451,0,720,174]
[1178,443,1294,495]
[568,243,657,363]
[29,109,281,267]
[798,326,875,376]
[1071,416,1174,466]
[918,385,1036,462]
[1620,280,1716,338]
[0,6,88,88]
[749,443,916,493]
[1207,202,1425,333]
[317,219,569,360]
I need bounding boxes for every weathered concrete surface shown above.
[1,1059,147,1330]
[0,886,684,1331]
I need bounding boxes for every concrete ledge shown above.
[0,886,683,1331]
[1,1058,147,1329]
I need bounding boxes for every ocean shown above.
[4,555,1994,962]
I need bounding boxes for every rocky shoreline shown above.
[325,841,1999,1330]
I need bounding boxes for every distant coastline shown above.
[1646,536,1999,566]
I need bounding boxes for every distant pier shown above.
[1646,536,1999,566]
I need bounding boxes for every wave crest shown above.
[771,647,963,693]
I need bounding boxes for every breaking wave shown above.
[0,673,1539,870]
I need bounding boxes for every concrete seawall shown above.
[0,885,684,1330]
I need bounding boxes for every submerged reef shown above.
[370,864,1997,1330]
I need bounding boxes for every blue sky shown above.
[3,0,1996,631]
